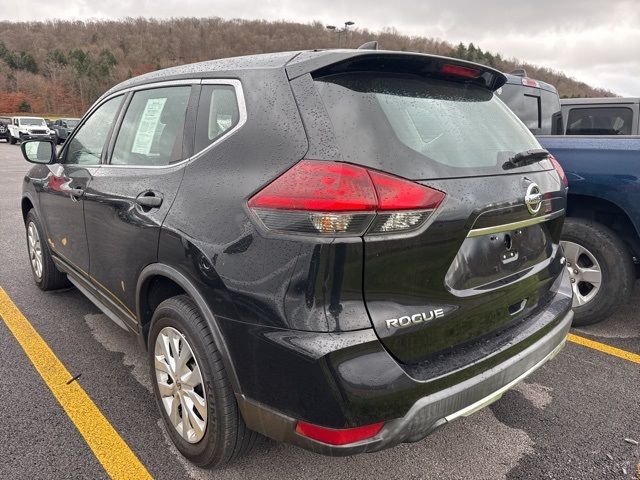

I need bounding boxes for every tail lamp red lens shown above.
[295,420,384,445]
[549,155,568,188]
[440,63,481,79]
[247,160,445,236]
[247,160,377,212]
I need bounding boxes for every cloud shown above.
[4,0,640,95]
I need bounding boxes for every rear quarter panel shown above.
[537,135,640,236]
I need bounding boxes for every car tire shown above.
[561,217,635,326]
[25,209,70,290]
[148,295,258,467]
[10,135,16,145]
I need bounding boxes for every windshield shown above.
[315,73,545,179]
[66,119,80,128]
[19,118,46,127]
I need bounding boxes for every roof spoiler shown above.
[286,51,507,91]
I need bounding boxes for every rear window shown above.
[315,73,544,179]
[566,107,633,135]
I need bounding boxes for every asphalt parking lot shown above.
[0,141,638,480]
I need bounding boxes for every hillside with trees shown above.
[0,17,615,116]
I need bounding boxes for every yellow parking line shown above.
[0,287,152,480]
[568,333,640,364]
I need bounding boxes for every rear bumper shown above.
[234,303,572,456]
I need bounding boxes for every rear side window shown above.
[540,89,562,134]
[566,107,633,135]
[111,86,191,166]
[496,84,541,131]
[194,84,240,152]
[315,73,541,178]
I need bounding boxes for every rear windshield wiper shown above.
[502,148,550,170]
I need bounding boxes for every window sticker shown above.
[132,97,167,155]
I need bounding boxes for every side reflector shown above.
[440,63,481,79]
[295,420,384,445]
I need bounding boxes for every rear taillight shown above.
[295,420,384,445]
[248,160,445,236]
[549,155,568,188]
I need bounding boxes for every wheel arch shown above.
[566,193,640,260]
[21,195,35,224]
[136,263,243,394]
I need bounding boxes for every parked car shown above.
[51,118,80,144]
[19,50,572,467]
[561,97,639,135]
[496,72,564,135]
[499,72,639,325]
[0,116,11,142]
[8,116,56,144]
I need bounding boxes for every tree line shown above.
[0,18,615,115]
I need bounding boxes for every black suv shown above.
[19,50,572,467]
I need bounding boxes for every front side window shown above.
[65,96,123,165]
[566,107,633,135]
[111,86,191,166]
[194,84,240,152]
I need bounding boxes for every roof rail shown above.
[357,41,378,50]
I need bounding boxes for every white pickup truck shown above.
[7,116,56,144]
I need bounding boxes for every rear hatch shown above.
[310,58,567,365]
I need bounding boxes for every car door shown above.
[83,83,197,327]
[37,95,124,278]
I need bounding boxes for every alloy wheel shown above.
[154,326,207,443]
[27,222,43,280]
[561,240,603,307]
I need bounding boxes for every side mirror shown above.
[21,139,56,165]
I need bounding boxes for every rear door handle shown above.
[136,191,163,208]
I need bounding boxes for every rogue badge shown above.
[385,309,445,329]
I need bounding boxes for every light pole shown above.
[326,21,355,48]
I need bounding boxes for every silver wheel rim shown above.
[27,222,43,280]
[561,240,602,307]
[154,326,207,443]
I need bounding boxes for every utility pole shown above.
[326,21,355,48]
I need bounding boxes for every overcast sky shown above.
[5,0,639,95]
